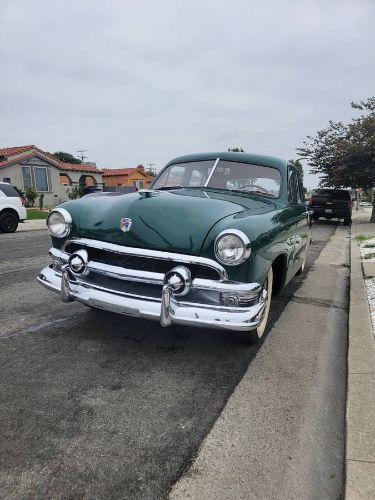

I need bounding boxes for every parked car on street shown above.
[0,182,27,232]
[38,152,311,343]
[308,188,352,225]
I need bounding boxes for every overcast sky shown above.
[1,0,374,188]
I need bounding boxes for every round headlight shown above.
[47,208,72,238]
[214,229,251,266]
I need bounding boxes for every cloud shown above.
[1,0,374,187]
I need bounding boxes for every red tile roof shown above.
[0,145,103,173]
[102,167,141,177]
[60,162,103,173]
[0,145,36,157]
[102,166,152,178]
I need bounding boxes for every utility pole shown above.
[77,149,88,163]
[147,163,156,174]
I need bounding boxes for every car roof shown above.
[165,151,288,171]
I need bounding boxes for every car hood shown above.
[71,189,275,255]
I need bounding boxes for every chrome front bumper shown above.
[37,245,267,332]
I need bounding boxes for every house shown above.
[0,145,103,206]
[102,165,154,190]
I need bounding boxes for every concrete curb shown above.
[345,218,375,499]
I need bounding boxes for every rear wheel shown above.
[343,216,351,226]
[0,211,18,233]
[236,267,273,344]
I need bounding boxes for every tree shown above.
[25,186,37,207]
[67,185,84,199]
[52,151,81,164]
[146,166,157,177]
[228,147,244,152]
[289,159,304,183]
[297,97,375,221]
[38,193,44,211]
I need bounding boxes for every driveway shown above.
[0,223,348,499]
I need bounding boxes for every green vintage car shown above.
[38,152,310,343]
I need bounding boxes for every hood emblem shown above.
[120,217,132,232]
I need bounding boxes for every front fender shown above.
[200,208,296,286]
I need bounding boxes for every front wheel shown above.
[236,267,273,344]
[0,211,18,233]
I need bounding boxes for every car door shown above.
[286,167,309,277]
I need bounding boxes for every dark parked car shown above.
[38,152,311,343]
[309,188,352,225]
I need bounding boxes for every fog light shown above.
[68,249,88,275]
[164,266,191,297]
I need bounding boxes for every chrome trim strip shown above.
[204,157,220,187]
[192,277,260,295]
[87,260,164,285]
[62,238,228,279]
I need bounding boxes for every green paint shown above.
[52,152,311,288]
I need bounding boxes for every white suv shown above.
[0,182,27,233]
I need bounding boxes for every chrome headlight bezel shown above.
[214,229,251,266]
[47,208,72,238]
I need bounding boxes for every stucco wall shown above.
[0,157,102,207]
[103,171,152,188]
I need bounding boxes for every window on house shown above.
[34,167,49,192]
[139,180,144,189]
[22,166,32,189]
[133,180,137,188]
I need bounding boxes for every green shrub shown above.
[25,186,38,207]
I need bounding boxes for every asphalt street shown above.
[0,222,347,499]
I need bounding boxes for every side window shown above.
[296,175,304,204]
[288,168,298,205]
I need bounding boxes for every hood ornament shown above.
[120,217,132,232]
[139,188,160,198]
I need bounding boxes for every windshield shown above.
[152,160,281,198]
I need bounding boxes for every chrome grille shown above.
[64,241,222,281]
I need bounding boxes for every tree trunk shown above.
[371,189,375,223]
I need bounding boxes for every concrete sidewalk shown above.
[170,224,350,499]
[17,219,47,232]
[346,210,375,499]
